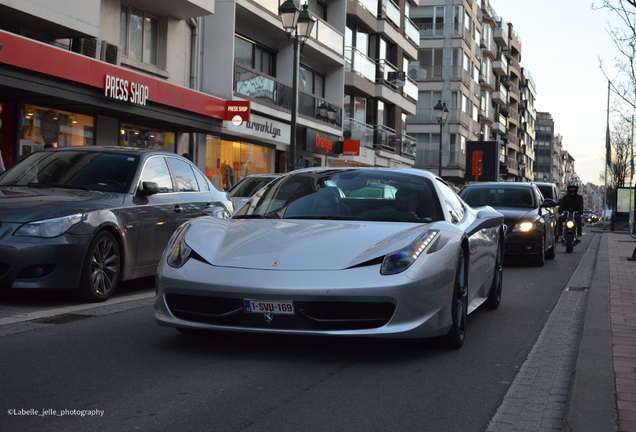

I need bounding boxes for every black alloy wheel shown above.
[485,238,503,309]
[442,249,468,349]
[79,231,121,302]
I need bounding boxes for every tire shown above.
[78,231,121,302]
[532,236,545,267]
[545,232,556,260]
[565,232,574,253]
[484,239,503,310]
[442,249,468,349]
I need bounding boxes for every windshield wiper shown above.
[27,183,87,190]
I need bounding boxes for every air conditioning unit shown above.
[101,42,122,66]
[72,38,101,59]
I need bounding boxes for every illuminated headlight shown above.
[512,222,534,232]
[566,220,575,229]
[381,230,439,275]
[14,214,82,238]
[165,222,193,268]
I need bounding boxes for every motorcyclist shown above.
[557,180,584,242]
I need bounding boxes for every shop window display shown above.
[205,135,273,191]
[120,124,174,153]
[19,104,94,156]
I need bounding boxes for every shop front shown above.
[0,29,235,171]
[204,113,288,191]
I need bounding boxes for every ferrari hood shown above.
[185,218,435,271]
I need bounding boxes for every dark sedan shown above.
[0,146,233,301]
[459,182,557,266]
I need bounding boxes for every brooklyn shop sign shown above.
[225,113,290,143]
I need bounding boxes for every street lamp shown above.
[434,100,449,177]
[279,1,316,172]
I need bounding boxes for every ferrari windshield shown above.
[0,151,139,193]
[233,169,444,223]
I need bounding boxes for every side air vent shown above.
[101,42,122,66]
[71,38,101,59]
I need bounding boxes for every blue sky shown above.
[491,1,627,185]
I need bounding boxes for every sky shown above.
[490,0,628,186]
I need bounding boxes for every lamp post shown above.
[434,100,449,177]
[279,1,316,172]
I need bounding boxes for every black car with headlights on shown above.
[0,146,233,302]
[459,182,557,266]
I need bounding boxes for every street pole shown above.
[604,79,610,230]
[438,121,443,177]
[289,38,299,172]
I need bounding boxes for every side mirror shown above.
[203,205,231,220]
[137,181,160,196]
[541,198,557,208]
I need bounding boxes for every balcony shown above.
[508,107,519,126]
[354,0,379,18]
[374,124,397,152]
[418,23,444,38]
[508,81,520,101]
[345,46,376,83]
[492,84,508,106]
[493,58,508,76]
[382,0,401,30]
[494,26,508,47]
[310,19,344,56]
[405,17,419,45]
[404,76,418,102]
[508,56,521,75]
[492,121,507,136]
[234,63,342,127]
[137,0,214,19]
[401,134,417,158]
[343,117,374,148]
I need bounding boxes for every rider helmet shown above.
[567,180,578,195]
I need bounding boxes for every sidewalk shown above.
[565,232,636,432]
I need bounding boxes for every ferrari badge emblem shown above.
[271,261,280,267]
[264,311,273,324]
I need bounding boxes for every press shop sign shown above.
[104,75,149,106]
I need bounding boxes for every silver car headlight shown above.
[14,214,82,238]
[381,230,439,275]
[165,222,193,268]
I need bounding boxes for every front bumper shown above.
[0,222,91,289]
[503,231,542,257]
[154,248,459,340]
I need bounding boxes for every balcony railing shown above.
[234,63,342,127]
[345,46,375,82]
[356,0,379,18]
[343,117,374,148]
[409,64,443,80]
[418,23,444,37]
[401,134,417,157]
[404,76,418,101]
[405,16,420,45]
[418,149,466,170]
[374,124,397,152]
[377,59,397,84]
[383,0,401,29]
[311,19,344,55]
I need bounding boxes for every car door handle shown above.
[173,205,183,213]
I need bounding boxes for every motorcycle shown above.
[560,211,580,253]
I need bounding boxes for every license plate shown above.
[244,299,295,315]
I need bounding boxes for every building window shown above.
[120,4,158,66]
[308,0,327,20]
[299,66,325,98]
[234,35,276,76]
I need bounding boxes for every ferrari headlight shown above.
[566,220,575,229]
[165,222,193,268]
[381,230,439,275]
[14,214,82,238]
[513,222,534,232]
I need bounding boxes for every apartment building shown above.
[534,111,554,183]
[195,0,347,190]
[405,0,535,184]
[341,0,420,168]
[0,0,230,171]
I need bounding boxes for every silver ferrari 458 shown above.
[154,168,504,348]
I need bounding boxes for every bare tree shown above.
[599,117,633,209]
